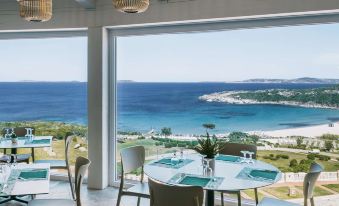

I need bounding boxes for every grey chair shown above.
[28,156,91,206]
[258,162,323,206]
[219,142,258,206]
[148,178,204,206]
[116,146,150,206]
[34,133,75,199]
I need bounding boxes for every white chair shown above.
[35,133,75,199]
[116,146,150,206]
[148,178,204,206]
[258,162,323,206]
[28,156,91,206]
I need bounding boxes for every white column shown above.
[87,26,109,189]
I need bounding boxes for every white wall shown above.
[1,0,339,31]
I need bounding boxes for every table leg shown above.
[32,148,35,162]
[11,148,17,155]
[205,190,214,206]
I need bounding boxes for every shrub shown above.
[290,159,298,167]
[177,143,187,148]
[164,143,173,148]
[137,136,145,140]
[318,155,330,161]
[269,154,274,157]
[280,154,289,159]
[155,142,163,146]
[307,154,316,160]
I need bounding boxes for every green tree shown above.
[202,123,216,137]
[161,127,172,138]
[324,140,334,152]
[296,137,303,147]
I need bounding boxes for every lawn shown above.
[323,184,339,193]
[296,186,333,196]
[262,186,303,199]
[243,189,265,201]
[257,150,339,172]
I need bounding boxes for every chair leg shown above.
[67,167,75,200]
[220,192,224,206]
[237,191,241,206]
[137,197,141,206]
[311,197,316,206]
[116,189,122,206]
[254,188,259,205]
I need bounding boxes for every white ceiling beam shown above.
[74,0,96,10]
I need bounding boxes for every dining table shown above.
[144,153,282,206]
[0,136,53,162]
[0,163,50,204]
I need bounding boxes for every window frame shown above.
[108,10,339,185]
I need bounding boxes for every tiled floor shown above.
[2,181,339,206]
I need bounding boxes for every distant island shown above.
[199,84,339,109]
[238,77,339,84]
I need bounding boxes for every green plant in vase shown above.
[194,123,221,170]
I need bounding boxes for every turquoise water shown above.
[118,83,339,134]
[0,82,338,135]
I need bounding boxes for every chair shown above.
[28,156,91,206]
[219,142,257,206]
[116,146,150,206]
[34,132,75,199]
[148,178,204,206]
[0,127,32,164]
[258,162,323,206]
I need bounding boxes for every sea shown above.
[0,82,338,135]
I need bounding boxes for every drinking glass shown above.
[171,151,179,165]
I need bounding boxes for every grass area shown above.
[257,150,339,172]
[323,184,339,193]
[243,189,264,201]
[262,186,303,199]
[296,186,333,196]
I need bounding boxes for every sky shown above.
[0,37,87,82]
[1,23,339,82]
[117,23,339,82]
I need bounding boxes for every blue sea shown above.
[0,82,338,135]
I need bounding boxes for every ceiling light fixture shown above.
[18,0,52,22]
[113,0,149,13]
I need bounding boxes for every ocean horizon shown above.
[0,82,338,135]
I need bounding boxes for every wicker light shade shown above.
[19,0,52,22]
[113,0,149,13]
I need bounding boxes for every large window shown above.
[115,23,339,201]
[0,36,88,175]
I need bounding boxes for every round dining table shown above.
[144,154,282,206]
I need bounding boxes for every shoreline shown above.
[118,121,339,140]
[199,91,339,110]
[249,121,339,138]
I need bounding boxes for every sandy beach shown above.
[251,122,339,138]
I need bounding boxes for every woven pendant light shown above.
[113,0,149,13]
[19,0,52,22]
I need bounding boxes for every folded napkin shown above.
[30,139,51,145]
[249,169,278,181]
[19,169,48,180]
[154,158,182,165]
[179,176,211,187]
[216,155,241,162]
